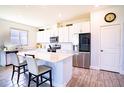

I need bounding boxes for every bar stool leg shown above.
[23,66,26,74]
[40,75,43,83]
[36,76,39,87]
[49,70,52,87]
[11,65,15,80]
[17,67,20,83]
[28,73,31,87]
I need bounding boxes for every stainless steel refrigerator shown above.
[73,33,91,68]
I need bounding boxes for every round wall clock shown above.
[104,12,116,22]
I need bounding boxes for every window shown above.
[10,28,28,45]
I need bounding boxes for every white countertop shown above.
[18,50,74,63]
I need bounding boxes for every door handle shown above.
[100,50,103,52]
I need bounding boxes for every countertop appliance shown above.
[47,44,61,52]
[73,45,78,52]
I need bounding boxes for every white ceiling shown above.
[0,5,112,27]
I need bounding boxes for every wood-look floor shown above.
[0,66,124,87]
[67,67,124,87]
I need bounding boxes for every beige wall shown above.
[0,18,37,49]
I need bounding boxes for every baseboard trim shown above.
[120,70,124,75]
[90,66,100,70]
[90,66,124,74]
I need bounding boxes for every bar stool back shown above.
[11,53,28,83]
[25,54,52,87]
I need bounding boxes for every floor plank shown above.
[0,66,124,87]
[67,67,124,87]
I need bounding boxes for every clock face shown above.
[104,13,116,22]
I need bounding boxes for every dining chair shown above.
[11,53,28,83]
[25,54,52,87]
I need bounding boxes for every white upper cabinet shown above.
[58,25,78,43]
[37,31,42,43]
[58,27,69,42]
[72,21,91,33]
[68,26,75,43]
[36,21,90,43]
[45,30,51,42]
[80,21,90,33]
[50,28,59,37]
[73,23,82,34]
[37,30,50,43]
[58,21,90,43]
[37,28,59,43]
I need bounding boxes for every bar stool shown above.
[11,53,28,83]
[25,54,52,87]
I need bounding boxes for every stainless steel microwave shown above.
[50,36,59,43]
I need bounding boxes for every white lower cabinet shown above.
[0,51,6,66]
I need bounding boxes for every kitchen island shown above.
[18,50,74,87]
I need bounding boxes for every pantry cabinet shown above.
[0,51,6,66]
